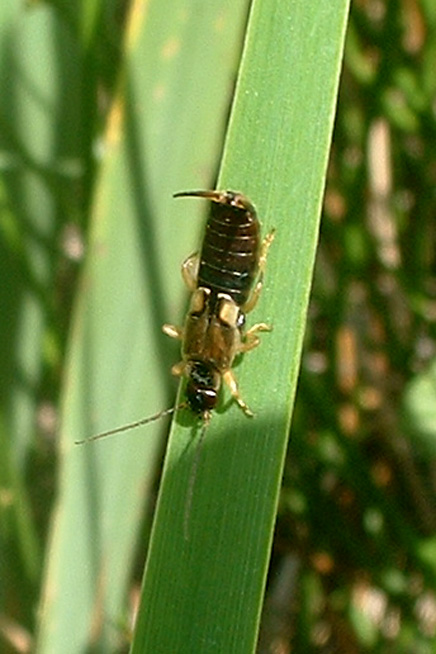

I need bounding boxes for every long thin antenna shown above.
[74,402,188,445]
[183,412,211,540]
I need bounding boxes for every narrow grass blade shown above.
[132,0,350,652]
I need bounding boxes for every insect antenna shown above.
[74,402,188,445]
[183,412,211,540]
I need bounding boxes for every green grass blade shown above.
[132,0,350,652]
[35,1,250,652]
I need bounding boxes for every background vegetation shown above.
[1,0,436,653]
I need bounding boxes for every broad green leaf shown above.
[36,1,250,652]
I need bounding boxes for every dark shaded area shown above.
[259,2,436,652]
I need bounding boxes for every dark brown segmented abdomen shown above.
[198,200,260,307]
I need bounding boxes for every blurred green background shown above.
[1,0,436,653]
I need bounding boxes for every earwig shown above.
[75,190,274,535]
[163,189,275,418]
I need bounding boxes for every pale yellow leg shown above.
[181,253,199,291]
[171,360,186,377]
[243,229,275,314]
[162,324,183,340]
[239,322,272,353]
[222,369,254,417]
[259,229,276,270]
